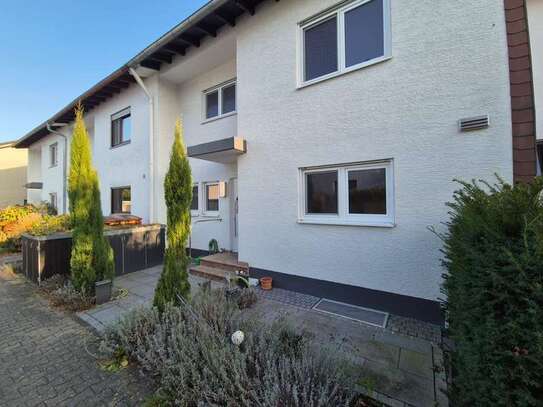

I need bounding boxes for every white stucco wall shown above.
[155,59,238,252]
[91,83,151,222]
[235,0,513,301]
[527,0,543,140]
[26,146,42,204]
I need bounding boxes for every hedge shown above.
[441,177,543,406]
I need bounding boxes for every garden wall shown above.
[21,224,165,284]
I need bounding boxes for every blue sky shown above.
[0,0,208,143]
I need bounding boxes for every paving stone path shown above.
[0,266,151,407]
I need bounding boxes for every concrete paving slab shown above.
[399,348,434,378]
[374,330,433,355]
[86,304,125,327]
[360,359,435,407]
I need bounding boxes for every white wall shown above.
[91,83,151,222]
[235,0,513,301]
[26,146,42,204]
[155,59,238,251]
[527,0,543,140]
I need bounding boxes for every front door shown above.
[230,178,239,252]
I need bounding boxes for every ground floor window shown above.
[299,160,394,227]
[49,193,57,213]
[111,186,131,214]
[204,182,220,214]
[191,184,199,215]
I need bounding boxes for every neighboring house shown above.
[0,141,27,208]
[14,0,539,324]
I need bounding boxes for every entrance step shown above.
[199,252,249,274]
[189,265,235,282]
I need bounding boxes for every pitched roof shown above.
[15,0,267,148]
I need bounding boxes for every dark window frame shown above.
[111,186,132,214]
[111,108,132,148]
[191,184,199,213]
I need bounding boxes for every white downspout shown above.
[129,67,155,224]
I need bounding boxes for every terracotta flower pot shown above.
[260,277,273,290]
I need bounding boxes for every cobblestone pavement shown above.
[0,267,151,407]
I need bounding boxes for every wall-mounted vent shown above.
[459,115,490,132]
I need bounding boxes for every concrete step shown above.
[199,253,249,274]
[189,265,236,282]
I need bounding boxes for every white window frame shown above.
[191,183,200,217]
[203,182,220,216]
[202,79,237,123]
[298,160,395,227]
[49,143,58,167]
[297,0,392,88]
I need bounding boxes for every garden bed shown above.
[21,224,165,284]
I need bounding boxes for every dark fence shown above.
[21,224,165,284]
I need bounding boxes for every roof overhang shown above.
[188,137,246,163]
[14,0,271,149]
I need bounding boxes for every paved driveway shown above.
[0,267,150,407]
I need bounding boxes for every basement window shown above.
[111,186,131,214]
[111,107,131,147]
[203,80,236,121]
[299,0,391,87]
[299,160,394,227]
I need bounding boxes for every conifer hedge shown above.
[153,119,191,312]
[68,106,114,294]
[442,178,543,406]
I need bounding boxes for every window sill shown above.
[110,141,131,150]
[297,55,392,90]
[297,218,395,228]
[49,164,58,169]
[201,111,237,125]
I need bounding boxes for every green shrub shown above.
[28,214,72,236]
[102,288,361,406]
[153,119,191,312]
[68,105,114,294]
[441,177,543,406]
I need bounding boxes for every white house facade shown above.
[16,0,539,324]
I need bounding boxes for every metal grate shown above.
[459,115,490,132]
[313,299,389,328]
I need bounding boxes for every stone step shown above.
[199,253,249,274]
[189,265,236,282]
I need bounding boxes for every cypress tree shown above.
[69,105,114,294]
[153,119,192,312]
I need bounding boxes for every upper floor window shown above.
[49,143,58,167]
[298,160,394,227]
[204,80,236,121]
[111,186,131,214]
[299,0,391,86]
[111,107,131,147]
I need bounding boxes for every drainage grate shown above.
[313,299,389,328]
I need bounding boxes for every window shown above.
[203,80,236,120]
[191,184,199,214]
[111,108,131,147]
[299,160,394,226]
[205,183,220,214]
[111,187,131,214]
[49,193,57,212]
[299,0,391,86]
[49,143,58,167]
